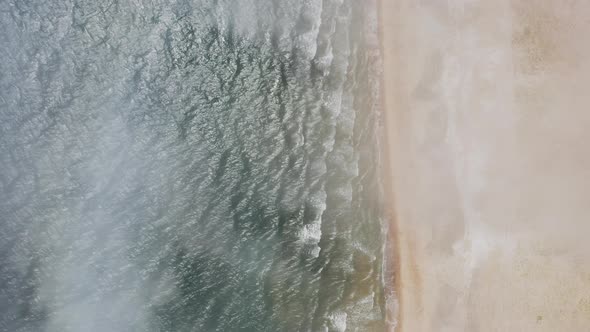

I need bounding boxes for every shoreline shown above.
[376,0,402,331]
[378,1,590,331]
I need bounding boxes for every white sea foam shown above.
[293,0,323,60]
[327,311,348,332]
[314,48,334,74]
[300,221,322,245]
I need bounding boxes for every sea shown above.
[0,0,390,331]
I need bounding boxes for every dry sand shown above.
[379,1,590,331]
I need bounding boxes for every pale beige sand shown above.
[379,1,590,331]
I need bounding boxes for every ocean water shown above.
[0,0,387,331]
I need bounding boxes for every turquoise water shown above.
[0,0,387,330]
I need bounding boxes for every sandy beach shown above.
[380,1,590,331]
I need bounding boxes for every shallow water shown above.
[0,0,386,331]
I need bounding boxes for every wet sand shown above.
[379,1,590,331]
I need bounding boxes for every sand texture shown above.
[380,1,590,331]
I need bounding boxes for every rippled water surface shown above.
[0,0,387,331]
